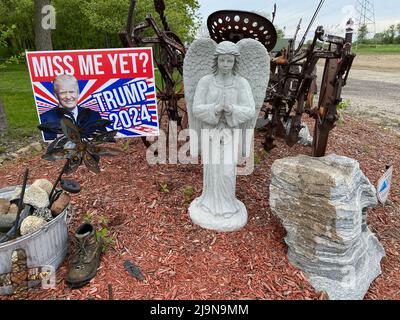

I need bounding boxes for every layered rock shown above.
[270,154,385,300]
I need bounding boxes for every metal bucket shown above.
[0,186,72,295]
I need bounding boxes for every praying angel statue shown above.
[183,39,270,232]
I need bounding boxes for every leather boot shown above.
[66,223,103,288]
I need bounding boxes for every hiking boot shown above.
[66,223,103,288]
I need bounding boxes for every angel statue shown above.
[183,39,270,232]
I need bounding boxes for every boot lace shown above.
[71,236,91,268]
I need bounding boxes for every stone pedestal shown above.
[189,198,247,232]
[269,154,385,300]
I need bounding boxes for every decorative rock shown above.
[50,192,70,216]
[270,154,385,300]
[31,179,53,196]
[12,186,49,209]
[0,198,10,215]
[11,186,22,199]
[7,204,18,215]
[16,146,30,154]
[20,216,47,236]
[33,207,53,222]
[0,213,17,232]
[30,142,43,152]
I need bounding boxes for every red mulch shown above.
[0,115,399,300]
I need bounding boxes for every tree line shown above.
[357,23,400,45]
[0,0,200,58]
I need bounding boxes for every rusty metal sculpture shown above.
[38,114,121,204]
[207,1,355,157]
[262,21,355,156]
[121,0,354,157]
[120,0,187,147]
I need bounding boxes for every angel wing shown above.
[236,39,270,157]
[183,38,217,157]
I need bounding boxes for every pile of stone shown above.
[269,154,385,300]
[0,179,70,238]
[0,142,43,167]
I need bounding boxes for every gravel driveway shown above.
[316,57,400,134]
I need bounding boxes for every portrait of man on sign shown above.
[40,74,103,141]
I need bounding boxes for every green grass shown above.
[154,68,183,92]
[353,44,400,55]
[0,63,39,138]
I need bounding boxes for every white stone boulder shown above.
[269,154,385,300]
[12,185,50,208]
[31,179,53,196]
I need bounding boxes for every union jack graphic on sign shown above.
[26,48,159,141]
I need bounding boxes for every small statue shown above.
[184,39,270,232]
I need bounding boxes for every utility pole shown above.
[355,0,376,46]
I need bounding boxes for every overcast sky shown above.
[197,0,399,37]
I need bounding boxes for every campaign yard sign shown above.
[26,48,159,141]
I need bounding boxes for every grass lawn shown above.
[0,63,39,139]
[353,44,400,55]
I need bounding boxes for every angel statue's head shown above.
[212,41,240,76]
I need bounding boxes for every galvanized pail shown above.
[0,186,72,295]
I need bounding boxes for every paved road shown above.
[317,67,400,133]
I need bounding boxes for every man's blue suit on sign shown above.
[40,106,103,141]
[39,74,107,141]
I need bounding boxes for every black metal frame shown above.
[263,24,355,156]
[119,0,187,147]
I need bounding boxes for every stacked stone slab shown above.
[269,154,385,300]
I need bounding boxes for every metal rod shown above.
[12,168,29,238]
[295,0,325,55]
[272,4,277,24]
[293,18,302,45]
[49,160,69,203]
